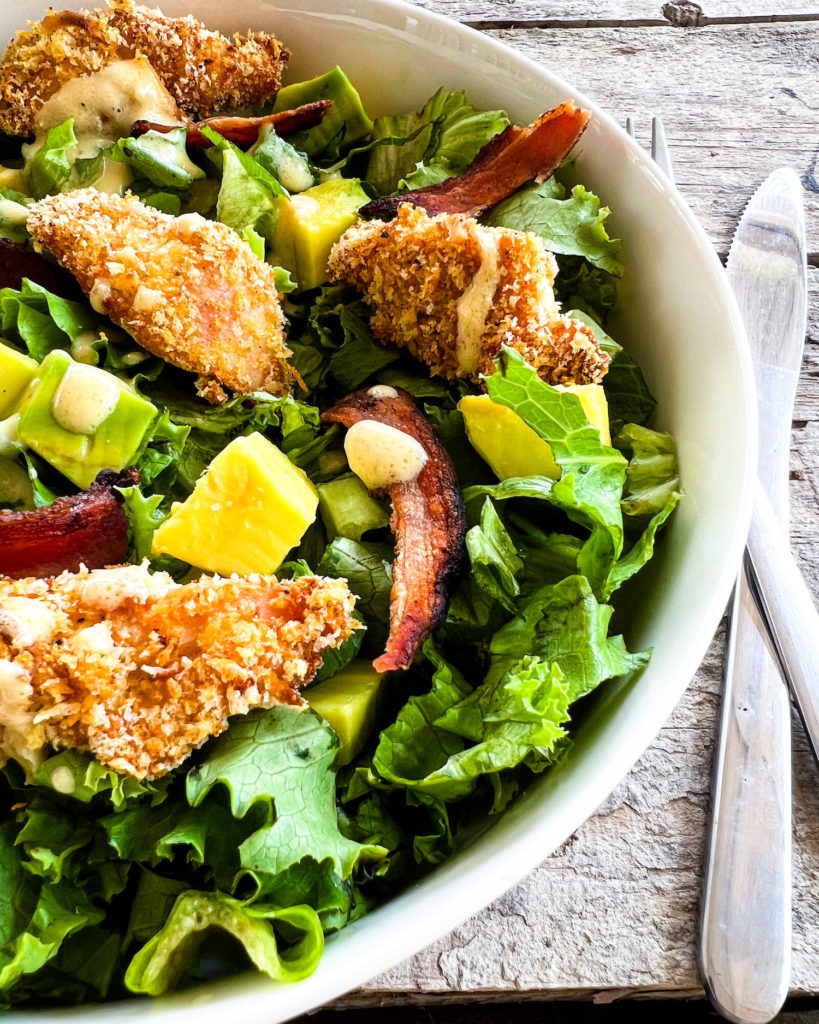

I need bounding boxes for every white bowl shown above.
[2,0,756,1020]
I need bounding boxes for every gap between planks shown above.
[463,13,819,30]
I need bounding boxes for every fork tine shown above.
[624,116,635,139]
[651,116,675,184]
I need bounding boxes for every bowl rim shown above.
[2,0,758,1020]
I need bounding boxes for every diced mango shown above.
[459,384,610,481]
[0,343,37,418]
[271,179,368,290]
[306,660,386,765]
[151,432,318,576]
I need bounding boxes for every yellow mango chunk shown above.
[152,432,318,576]
[459,384,611,481]
[306,660,385,766]
[272,178,368,290]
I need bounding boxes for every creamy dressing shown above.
[0,659,44,774]
[136,130,205,181]
[75,563,172,612]
[344,420,428,490]
[0,597,58,649]
[50,765,76,794]
[71,330,102,364]
[455,231,501,376]
[51,363,120,435]
[29,57,183,160]
[89,278,111,314]
[367,385,398,399]
[91,157,133,194]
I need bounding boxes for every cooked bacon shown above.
[130,99,332,150]
[322,387,466,672]
[0,468,138,580]
[0,239,85,301]
[360,100,591,220]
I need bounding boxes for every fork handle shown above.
[700,562,792,1024]
[746,481,819,760]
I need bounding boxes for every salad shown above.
[0,0,681,1009]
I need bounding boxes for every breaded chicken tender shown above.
[0,0,288,138]
[327,204,609,386]
[0,563,359,779]
[27,189,292,401]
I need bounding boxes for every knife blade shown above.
[700,167,807,1024]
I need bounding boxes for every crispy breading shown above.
[0,0,288,138]
[327,204,609,386]
[27,189,292,401]
[0,563,358,779]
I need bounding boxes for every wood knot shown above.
[661,1,704,26]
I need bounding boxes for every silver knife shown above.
[700,167,807,1023]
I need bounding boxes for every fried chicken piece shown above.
[27,189,292,401]
[327,204,609,386]
[0,0,288,138]
[0,563,358,779]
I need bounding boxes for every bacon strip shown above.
[0,468,138,580]
[0,239,85,302]
[322,388,466,672]
[130,100,332,150]
[360,100,591,220]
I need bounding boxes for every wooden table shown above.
[336,0,819,1007]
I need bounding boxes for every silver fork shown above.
[625,116,675,182]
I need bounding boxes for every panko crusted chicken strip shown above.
[27,189,292,402]
[0,0,288,138]
[0,564,358,779]
[323,386,466,673]
[328,203,609,385]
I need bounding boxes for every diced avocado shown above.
[306,660,386,765]
[273,66,373,156]
[0,456,34,510]
[16,350,157,489]
[0,343,37,418]
[249,126,315,193]
[318,473,389,541]
[151,432,318,576]
[271,178,368,290]
[459,385,610,481]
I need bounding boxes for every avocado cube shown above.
[271,178,368,290]
[459,386,610,481]
[306,660,386,765]
[16,349,157,489]
[0,342,37,418]
[318,473,389,542]
[151,432,318,576]
[273,66,373,156]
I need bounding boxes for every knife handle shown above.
[746,482,819,760]
[700,566,792,1024]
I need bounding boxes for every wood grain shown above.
[334,6,819,1005]
[413,0,819,27]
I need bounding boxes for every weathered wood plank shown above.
[413,0,819,27]
[482,24,819,258]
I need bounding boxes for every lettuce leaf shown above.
[472,347,627,595]
[569,309,656,432]
[186,706,384,883]
[30,750,160,811]
[216,147,280,244]
[25,120,77,200]
[466,497,523,613]
[0,279,96,361]
[125,891,323,995]
[366,88,509,196]
[485,180,623,276]
[318,538,393,650]
[617,423,681,521]
[370,644,570,802]
[109,129,205,189]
